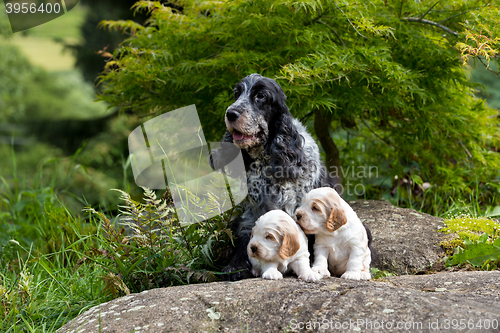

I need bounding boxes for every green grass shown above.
[0,151,112,332]
[0,144,236,331]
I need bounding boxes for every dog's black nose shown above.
[295,213,302,221]
[250,245,257,253]
[226,109,240,122]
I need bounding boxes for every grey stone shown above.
[351,200,445,274]
[58,271,500,333]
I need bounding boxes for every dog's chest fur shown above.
[239,120,322,234]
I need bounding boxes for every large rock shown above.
[58,200,457,333]
[351,200,445,274]
[58,271,500,333]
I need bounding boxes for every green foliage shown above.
[68,0,153,83]
[370,267,395,279]
[446,233,500,269]
[83,187,234,293]
[97,0,500,215]
[439,213,500,270]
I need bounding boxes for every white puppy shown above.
[295,187,372,280]
[247,210,322,282]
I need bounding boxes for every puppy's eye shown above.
[265,234,275,241]
[312,205,319,212]
[255,92,265,101]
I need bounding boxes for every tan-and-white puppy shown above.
[295,187,371,280]
[247,210,322,282]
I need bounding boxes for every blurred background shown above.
[0,1,147,219]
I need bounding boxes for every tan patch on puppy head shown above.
[325,198,347,233]
[277,222,300,260]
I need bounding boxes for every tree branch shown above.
[439,3,491,24]
[419,1,439,21]
[317,19,346,47]
[333,0,368,39]
[477,57,500,78]
[400,17,459,37]
[314,110,342,183]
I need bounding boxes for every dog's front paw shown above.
[251,268,261,277]
[261,269,283,280]
[341,271,362,280]
[360,271,371,280]
[298,270,322,282]
[312,265,331,277]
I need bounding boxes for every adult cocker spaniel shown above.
[210,73,339,280]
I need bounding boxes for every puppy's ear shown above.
[278,231,300,260]
[326,204,347,233]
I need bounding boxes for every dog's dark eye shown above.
[234,89,242,100]
[312,205,319,211]
[255,92,265,101]
[265,234,275,241]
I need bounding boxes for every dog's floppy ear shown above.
[278,229,300,260]
[326,202,347,233]
[267,113,305,181]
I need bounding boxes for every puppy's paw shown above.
[312,266,331,277]
[360,271,371,280]
[298,270,323,282]
[262,269,283,280]
[251,268,261,277]
[341,271,362,280]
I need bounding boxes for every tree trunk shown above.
[314,109,342,185]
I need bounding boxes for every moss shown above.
[441,216,499,236]
[438,215,500,255]
[439,237,465,256]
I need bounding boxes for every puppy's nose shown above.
[295,213,302,221]
[250,245,258,254]
[226,109,240,122]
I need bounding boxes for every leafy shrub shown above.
[83,187,235,293]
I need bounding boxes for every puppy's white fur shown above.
[247,210,321,282]
[295,187,371,280]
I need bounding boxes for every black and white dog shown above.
[210,74,339,280]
